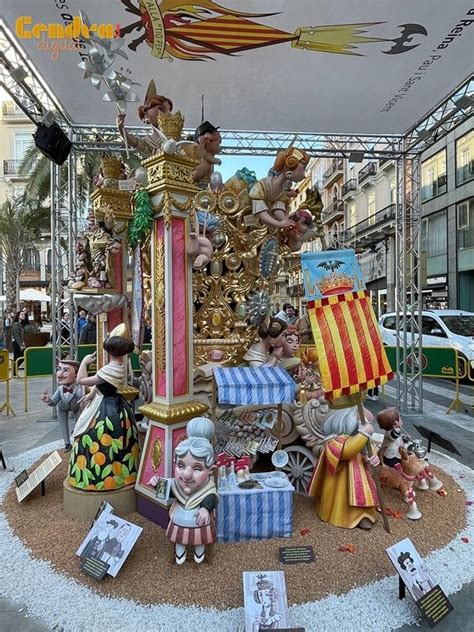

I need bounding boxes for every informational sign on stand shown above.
[15,451,62,502]
[77,512,143,578]
[416,585,453,628]
[386,538,453,628]
[14,470,29,487]
[80,557,109,581]
[118,179,136,191]
[279,546,315,565]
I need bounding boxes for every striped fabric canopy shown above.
[214,366,295,405]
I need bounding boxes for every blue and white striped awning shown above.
[214,366,295,406]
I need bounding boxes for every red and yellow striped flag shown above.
[166,14,294,54]
[307,289,394,400]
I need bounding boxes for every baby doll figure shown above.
[285,209,315,252]
[192,121,222,185]
[187,210,220,270]
[376,407,409,467]
[167,417,218,565]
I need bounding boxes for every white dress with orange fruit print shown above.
[67,379,140,491]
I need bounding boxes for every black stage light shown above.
[33,122,72,165]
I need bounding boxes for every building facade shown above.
[419,119,473,311]
[0,95,51,317]
[287,120,473,317]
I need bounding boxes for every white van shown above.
[379,310,474,374]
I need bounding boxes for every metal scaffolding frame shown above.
[1,19,472,413]
[395,153,424,413]
[49,146,78,397]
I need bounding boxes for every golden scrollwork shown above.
[143,153,198,193]
[90,188,133,223]
[193,181,288,365]
[155,236,166,372]
[155,191,192,230]
[138,400,209,424]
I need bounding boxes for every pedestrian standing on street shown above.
[296,308,314,345]
[3,310,15,351]
[275,303,291,322]
[367,386,379,401]
[60,312,71,347]
[79,313,97,345]
[11,311,26,376]
[77,309,87,337]
[285,305,298,325]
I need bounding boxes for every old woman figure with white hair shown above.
[307,404,380,530]
[167,417,218,565]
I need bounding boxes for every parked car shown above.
[379,310,474,376]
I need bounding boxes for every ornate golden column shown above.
[136,127,208,519]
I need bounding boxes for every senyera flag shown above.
[301,249,394,400]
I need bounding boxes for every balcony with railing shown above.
[322,198,344,224]
[341,179,357,198]
[3,159,22,175]
[342,204,396,245]
[358,162,377,186]
[379,157,396,170]
[322,159,344,187]
[2,101,24,116]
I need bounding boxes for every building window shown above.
[421,210,447,276]
[368,191,376,225]
[457,198,474,250]
[390,177,396,205]
[347,202,356,227]
[14,131,33,161]
[421,150,447,201]
[25,248,40,271]
[456,131,473,186]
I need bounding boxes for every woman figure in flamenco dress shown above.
[67,323,140,492]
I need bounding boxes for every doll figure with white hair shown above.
[307,403,380,530]
[167,417,218,565]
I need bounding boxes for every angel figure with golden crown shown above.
[116,79,174,158]
[249,148,310,229]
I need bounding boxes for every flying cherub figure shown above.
[187,210,220,270]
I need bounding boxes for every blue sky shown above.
[218,155,274,182]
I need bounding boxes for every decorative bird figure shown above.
[317,260,344,272]
[148,126,198,156]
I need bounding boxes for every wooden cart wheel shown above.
[281,446,316,495]
[270,404,299,446]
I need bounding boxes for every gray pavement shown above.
[0,373,473,631]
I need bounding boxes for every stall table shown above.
[217,474,294,542]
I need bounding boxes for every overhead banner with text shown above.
[301,249,393,400]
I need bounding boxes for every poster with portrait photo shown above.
[77,512,142,578]
[243,571,289,632]
[386,537,437,602]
